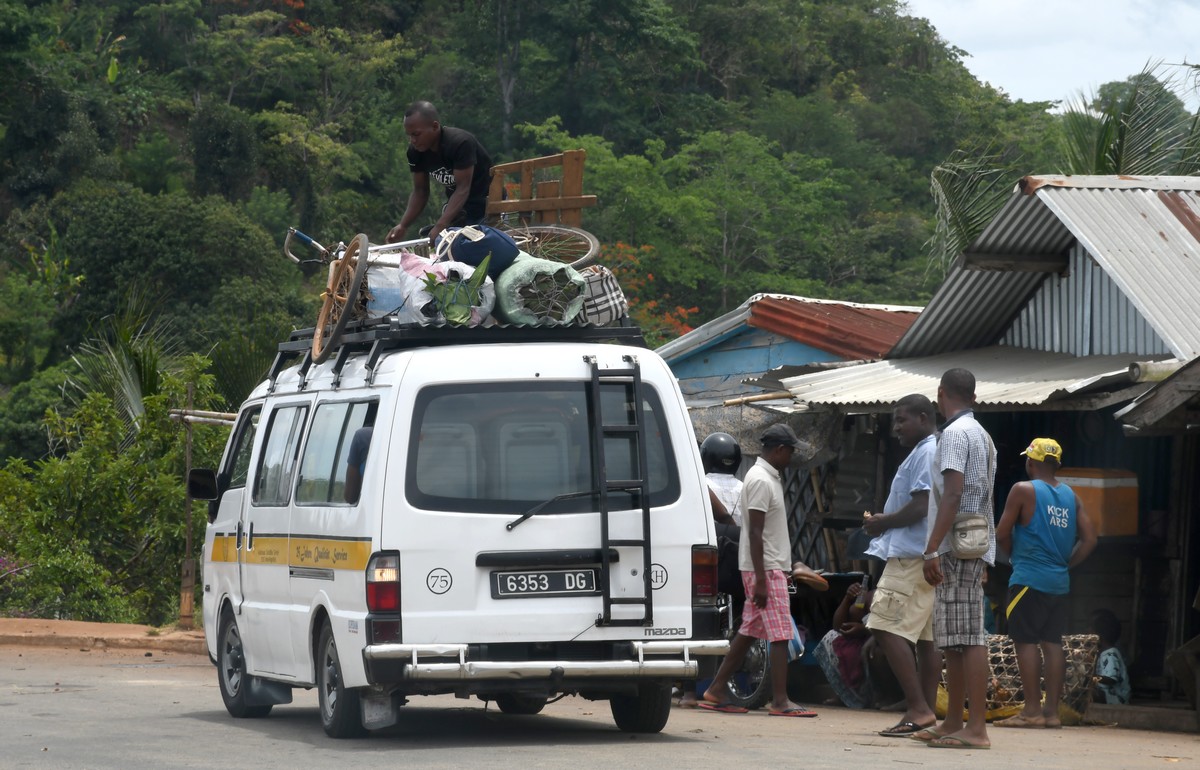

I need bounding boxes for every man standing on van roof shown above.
[386,101,493,244]
[994,438,1097,728]
[701,423,817,718]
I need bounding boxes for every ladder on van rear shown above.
[587,355,653,627]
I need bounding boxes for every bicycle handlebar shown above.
[284,227,329,264]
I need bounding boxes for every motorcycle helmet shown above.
[700,432,741,475]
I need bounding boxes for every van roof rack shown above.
[267,320,648,392]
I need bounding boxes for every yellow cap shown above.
[1021,438,1063,463]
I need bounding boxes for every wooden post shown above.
[560,150,586,226]
[535,180,560,223]
[179,384,196,631]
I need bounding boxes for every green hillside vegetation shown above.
[0,0,1192,623]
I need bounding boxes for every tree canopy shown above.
[1,0,1197,624]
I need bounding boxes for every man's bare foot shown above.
[768,700,818,717]
[702,683,732,706]
[899,710,938,728]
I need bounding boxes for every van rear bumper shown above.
[363,640,729,682]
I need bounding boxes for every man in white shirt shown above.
[701,424,816,717]
[701,431,744,526]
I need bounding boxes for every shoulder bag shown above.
[935,433,994,560]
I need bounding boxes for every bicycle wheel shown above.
[312,233,369,364]
[506,224,600,269]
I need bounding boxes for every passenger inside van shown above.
[344,426,373,503]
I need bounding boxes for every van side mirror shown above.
[188,468,219,500]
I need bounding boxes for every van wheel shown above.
[493,693,547,715]
[217,608,271,718]
[610,683,672,733]
[317,621,366,738]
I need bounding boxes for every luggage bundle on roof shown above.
[284,223,628,364]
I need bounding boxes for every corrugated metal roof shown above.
[658,293,920,363]
[891,175,1200,360]
[747,295,920,360]
[775,346,1161,414]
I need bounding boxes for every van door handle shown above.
[235,521,243,550]
[247,522,255,551]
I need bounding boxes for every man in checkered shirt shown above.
[916,368,997,750]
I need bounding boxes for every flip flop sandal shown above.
[879,721,934,737]
[909,727,947,742]
[927,735,991,749]
[769,707,818,718]
[698,702,749,714]
[995,713,1045,728]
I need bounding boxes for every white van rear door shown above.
[382,347,708,644]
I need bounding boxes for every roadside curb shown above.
[0,633,207,656]
[0,619,207,657]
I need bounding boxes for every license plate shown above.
[491,569,599,599]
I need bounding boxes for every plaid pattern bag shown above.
[580,265,628,326]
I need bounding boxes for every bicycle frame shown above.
[285,227,430,265]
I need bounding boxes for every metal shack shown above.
[769,176,1200,711]
[658,293,921,569]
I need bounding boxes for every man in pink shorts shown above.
[701,424,816,717]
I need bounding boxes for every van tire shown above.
[317,621,366,738]
[217,608,272,718]
[493,693,547,715]
[610,683,672,733]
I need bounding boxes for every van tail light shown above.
[366,552,401,612]
[691,545,718,605]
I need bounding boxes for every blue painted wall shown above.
[670,327,844,397]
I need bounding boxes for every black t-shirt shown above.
[407,126,493,206]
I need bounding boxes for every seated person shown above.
[344,426,373,504]
[1092,608,1130,704]
[813,580,875,709]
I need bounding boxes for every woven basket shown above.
[934,633,1099,724]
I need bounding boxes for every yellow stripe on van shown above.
[208,534,372,570]
[289,537,372,571]
[210,534,238,563]
[243,536,289,565]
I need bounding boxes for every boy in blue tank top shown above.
[995,438,1098,728]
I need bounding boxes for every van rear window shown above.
[406,382,679,514]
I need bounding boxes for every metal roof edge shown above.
[658,293,922,363]
[1021,175,1200,194]
[656,300,753,362]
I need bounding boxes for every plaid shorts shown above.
[933,554,987,649]
[739,570,792,643]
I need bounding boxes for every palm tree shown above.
[928,64,1200,273]
[64,290,184,443]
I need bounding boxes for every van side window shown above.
[295,401,377,505]
[407,382,679,514]
[252,405,309,506]
[226,407,261,488]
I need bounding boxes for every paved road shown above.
[2,644,1196,769]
